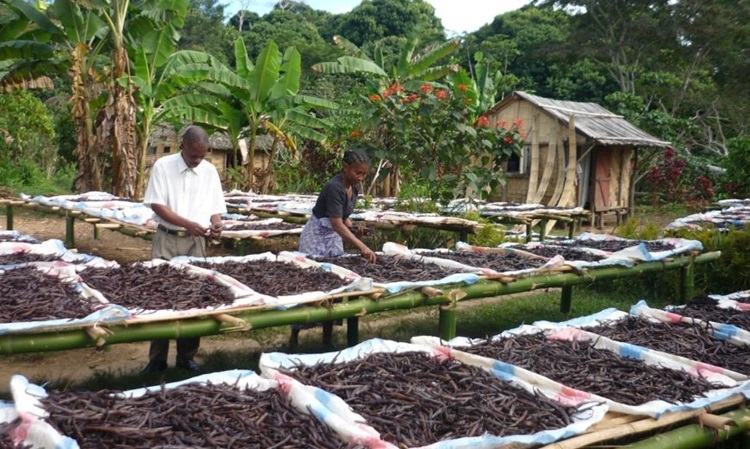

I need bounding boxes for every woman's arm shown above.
[330,217,376,263]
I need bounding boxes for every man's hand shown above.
[185,221,209,237]
[209,221,223,238]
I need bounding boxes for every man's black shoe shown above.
[175,358,201,372]
[142,360,167,374]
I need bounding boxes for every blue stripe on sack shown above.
[313,387,336,408]
[713,323,739,340]
[619,343,645,360]
[491,360,516,380]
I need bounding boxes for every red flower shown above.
[504,136,514,145]
[350,130,360,138]
[435,89,449,100]
[497,120,508,128]
[475,116,490,127]
[513,118,525,129]
[405,93,419,103]
[457,84,468,92]
[369,94,381,102]
[420,84,432,93]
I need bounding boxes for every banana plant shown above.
[122,0,193,199]
[160,37,337,191]
[82,0,188,198]
[312,34,461,92]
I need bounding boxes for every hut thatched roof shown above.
[490,91,671,148]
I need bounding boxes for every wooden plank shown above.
[531,131,557,204]
[549,131,566,206]
[525,113,541,202]
[556,115,578,208]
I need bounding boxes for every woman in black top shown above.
[299,149,376,263]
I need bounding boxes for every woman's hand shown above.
[360,246,377,263]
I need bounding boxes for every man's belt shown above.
[157,224,189,237]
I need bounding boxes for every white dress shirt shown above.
[144,152,227,229]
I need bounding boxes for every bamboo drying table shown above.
[0,251,720,355]
[0,199,300,255]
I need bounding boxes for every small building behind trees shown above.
[487,91,670,226]
[146,126,274,189]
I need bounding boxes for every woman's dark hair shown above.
[342,149,370,166]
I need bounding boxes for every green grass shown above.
[17,283,673,396]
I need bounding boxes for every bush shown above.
[667,227,750,295]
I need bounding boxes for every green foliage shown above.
[463,211,507,247]
[614,216,663,240]
[666,227,750,295]
[724,137,750,197]
[0,90,57,185]
[393,180,440,213]
[359,81,522,202]
[334,0,445,47]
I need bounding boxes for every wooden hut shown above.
[487,91,671,226]
[146,126,232,176]
[146,126,273,179]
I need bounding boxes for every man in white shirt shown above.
[142,125,227,373]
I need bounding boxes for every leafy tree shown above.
[472,7,580,98]
[241,8,337,69]
[0,90,57,185]
[335,0,444,47]
[178,0,234,64]
[724,137,750,197]
[356,80,522,201]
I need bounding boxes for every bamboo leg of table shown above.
[235,239,247,256]
[539,219,548,242]
[525,223,533,243]
[568,219,576,239]
[439,302,457,340]
[5,204,13,230]
[680,258,696,304]
[65,213,75,248]
[560,285,573,313]
[346,317,359,347]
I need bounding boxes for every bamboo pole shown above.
[65,213,75,248]
[680,259,696,304]
[5,203,13,230]
[0,252,721,354]
[622,407,750,449]
[540,394,746,449]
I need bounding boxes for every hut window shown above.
[506,144,529,175]
[163,146,171,154]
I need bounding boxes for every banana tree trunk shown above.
[259,138,280,194]
[134,117,152,200]
[245,126,258,192]
[99,48,137,198]
[71,42,102,193]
